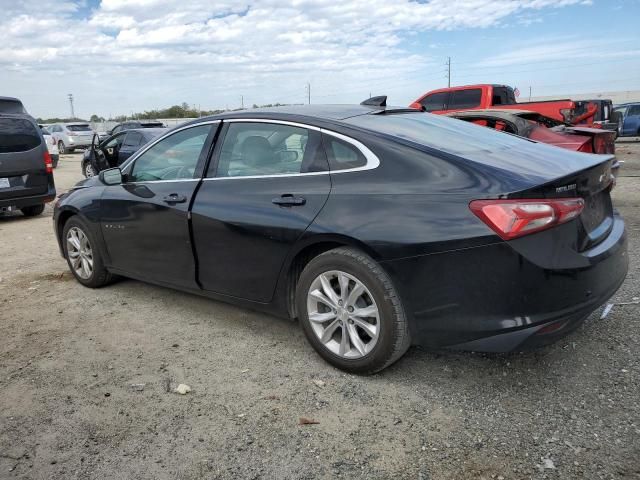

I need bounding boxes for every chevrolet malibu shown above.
[53,101,628,374]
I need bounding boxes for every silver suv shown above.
[49,123,95,153]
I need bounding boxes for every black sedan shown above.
[82,128,166,177]
[53,101,628,374]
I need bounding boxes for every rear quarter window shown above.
[0,118,41,153]
[323,135,367,170]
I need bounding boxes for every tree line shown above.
[37,102,293,124]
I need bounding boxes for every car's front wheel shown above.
[62,216,113,288]
[296,247,411,374]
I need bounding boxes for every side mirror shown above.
[99,167,122,185]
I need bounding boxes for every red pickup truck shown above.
[409,84,597,125]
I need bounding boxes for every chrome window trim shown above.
[204,118,380,180]
[119,120,221,175]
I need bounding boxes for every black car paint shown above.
[54,105,628,352]
[0,112,56,209]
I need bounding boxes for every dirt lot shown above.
[1,141,639,480]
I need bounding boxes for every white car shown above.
[48,122,95,154]
[39,125,59,168]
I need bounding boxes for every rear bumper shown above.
[0,186,56,209]
[382,216,628,352]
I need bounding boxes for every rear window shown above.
[492,87,516,105]
[0,118,41,153]
[141,122,164,128]
[67,124,92,132]
[449,89,482,109]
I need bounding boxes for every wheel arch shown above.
[281,234,381,319]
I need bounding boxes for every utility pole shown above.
[67,93,75,119]
[241,95,244,109]
[528,86,532,101]
[306,82,311,104]
[445,57,451,88]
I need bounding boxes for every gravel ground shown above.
[1,141,639,480]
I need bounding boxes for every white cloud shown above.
[0,0,592,117]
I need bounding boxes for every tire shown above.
[58,141,66,155]
[62,216,114,288]
[83,161,96,178]
[20,204,45,217]
[296,247,411,374]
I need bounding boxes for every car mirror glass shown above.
[99,168,122,186]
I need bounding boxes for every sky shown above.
[1,0,639,119]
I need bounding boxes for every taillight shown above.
[592,135,614,154]
[44,150,53,173]
[469,198,584,240]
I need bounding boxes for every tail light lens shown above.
[592,135,615,154]
[44,150,53,173]
[469,198,584,240]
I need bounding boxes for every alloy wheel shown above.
[85,163,96,177]
[66,227,93,279]
[306,270,380,359]
[58,141,66,155]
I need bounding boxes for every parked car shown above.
[108,120,165,136]
[445,109,616,154]
[81,127,167,177]
[53,101,627,373]
[0,96,27,114]
[1,108,56,217]
[39,125,60,168]
[409,84,595,124]
[49,123,95,153]
[614,103,640,137]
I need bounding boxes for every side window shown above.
[628,105,640,116]
[123,132,142,148]
[128,125,211,182]
[105,133,124,148]
[492,87,515,105]
[449,89,482,109]
[323,135,367,170]
[111,125,122,134]
[420,92,448,112]
[214,122,326,177]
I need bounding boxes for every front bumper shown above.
[382,216,628,352]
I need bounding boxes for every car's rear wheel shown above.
[83,162,96,178]
[58,141,66,155]
[20,204,45,217]
[296,247,411,374]
[62,216,113,288]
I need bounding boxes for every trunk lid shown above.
[515,157,615,251]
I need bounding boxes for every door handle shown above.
[272,194,306,206]
[163,193,187,204]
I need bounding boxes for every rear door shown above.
[100,122,217,288]
[0,116,49,203]
[192,120,331,302]
[623,105,640,136]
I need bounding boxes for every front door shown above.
[100,123,217,289]
[192,120,331,302]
